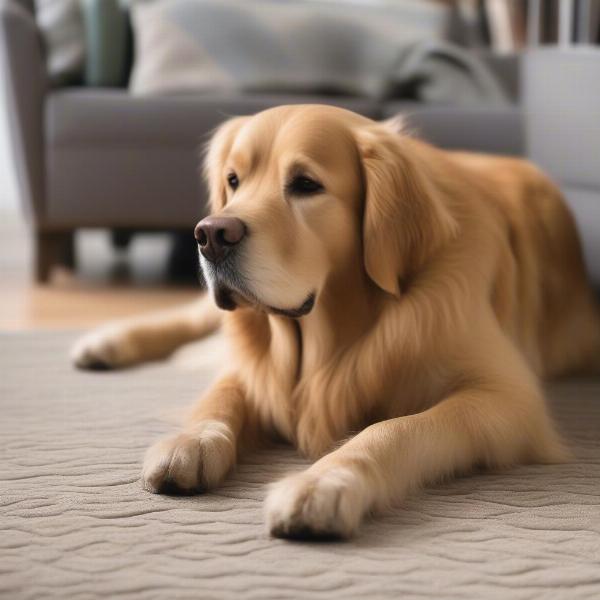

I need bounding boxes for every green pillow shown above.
[81,0,130,87]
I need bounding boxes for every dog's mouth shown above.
[213,285,241,311]
[214,284,315,318]
[267,293,316,318]
[200,255,316,318]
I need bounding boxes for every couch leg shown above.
[111,229,133,250]
[34,231,75,283]
[63,231,76,269]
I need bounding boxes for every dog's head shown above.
[197,105,457,315]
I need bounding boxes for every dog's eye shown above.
[227,172,239,191]
[287,175,324,197]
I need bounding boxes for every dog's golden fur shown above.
[72,105,600,539]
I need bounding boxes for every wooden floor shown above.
[0,212,199,330]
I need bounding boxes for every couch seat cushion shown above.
[45,90,381,228]
[383,102,524,156]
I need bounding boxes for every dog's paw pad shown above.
[70,327,132,370]
[84,358,112,371]
[142,422,236,494]
[265,467,369,540]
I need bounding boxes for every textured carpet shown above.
[1,332,599,600]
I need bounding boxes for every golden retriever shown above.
[72,105,600,539]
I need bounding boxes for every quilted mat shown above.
[1,332,599,599]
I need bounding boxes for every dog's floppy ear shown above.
[203,116,248,212]
[356,123,458,296]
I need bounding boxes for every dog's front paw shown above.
[265,467,372,540]
[142,421,236,494]
[71,325,136,370]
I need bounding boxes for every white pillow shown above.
[35,0,85,83]
[129,0,448,97]
[130,0,233,96]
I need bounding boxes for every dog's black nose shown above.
[194,216,246,264]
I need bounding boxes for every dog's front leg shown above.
[142,374,248,493]
[266,376,566,539]
[72,294,221,369]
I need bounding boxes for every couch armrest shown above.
[0,0,46,223]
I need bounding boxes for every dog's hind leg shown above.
[71,293,222,370]
[542,292,600,378]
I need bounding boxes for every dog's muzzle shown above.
[194,216,246,265]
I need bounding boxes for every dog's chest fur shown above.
[225,308,445,458]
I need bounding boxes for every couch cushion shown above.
[45,90,381,228]
[35,0,85,84]
[383,102,524,156]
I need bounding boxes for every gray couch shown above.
[3,0,594,286]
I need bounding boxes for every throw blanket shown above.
[130,0,507,105]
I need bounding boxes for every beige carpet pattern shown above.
[1,332,599,599]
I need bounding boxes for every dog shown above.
[72,105,600,539]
